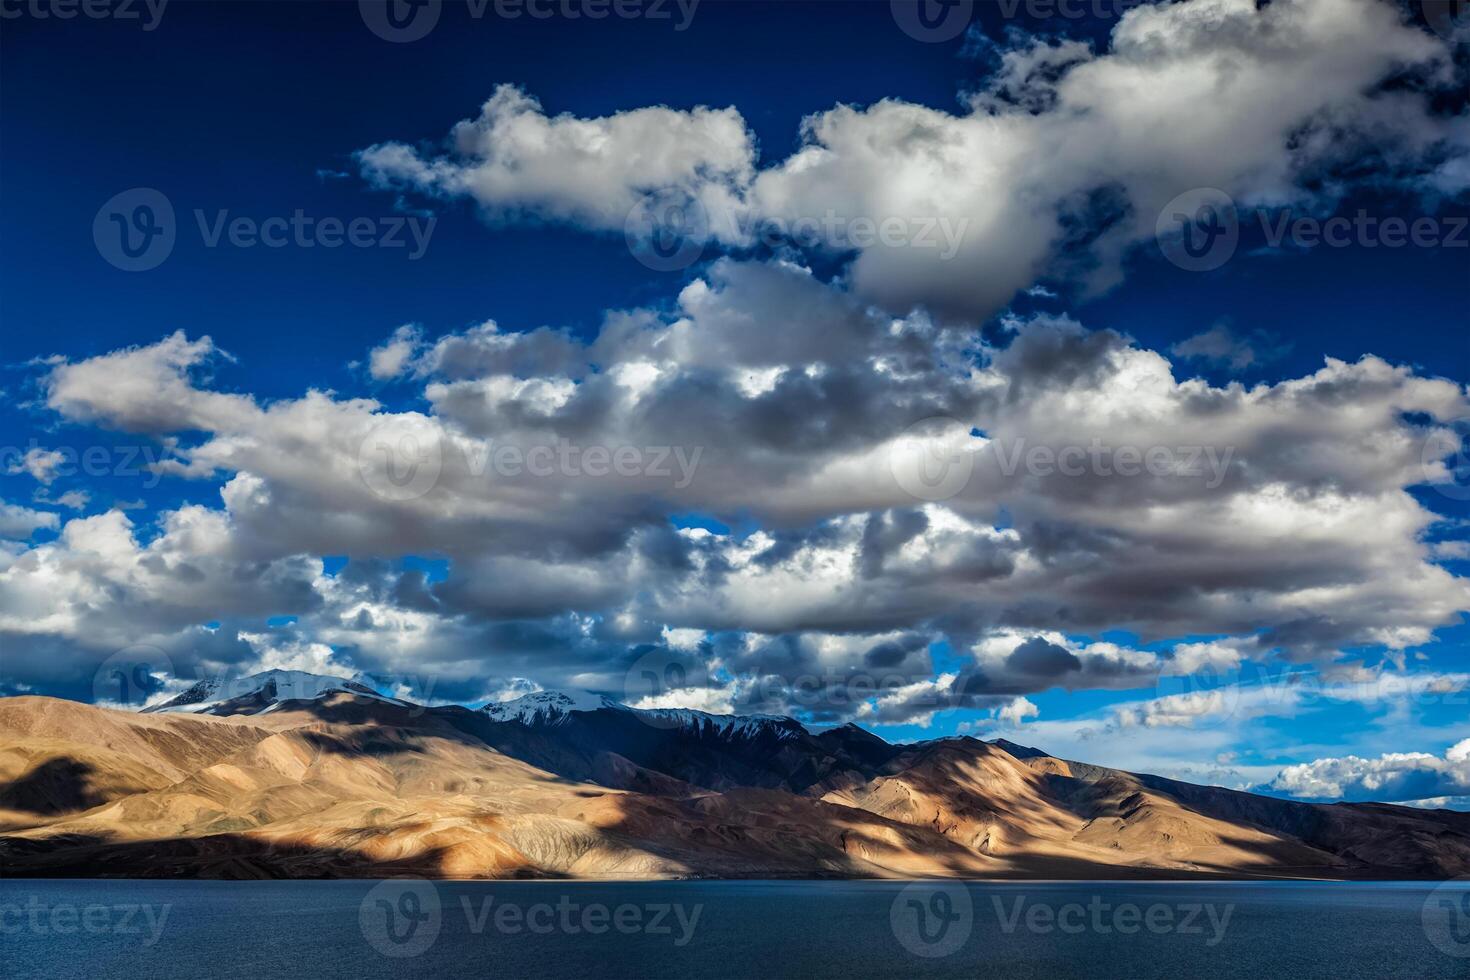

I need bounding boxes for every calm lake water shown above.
[3,879,1468,979]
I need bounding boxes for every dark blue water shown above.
[3,879,1468,979]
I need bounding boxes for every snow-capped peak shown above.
[479,689,626,725]
[632,707,807,741]
[143,669,400,715]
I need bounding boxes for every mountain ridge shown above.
[4,690,1470,880]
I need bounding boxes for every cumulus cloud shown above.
[44,331,251,434]
[997,696,1040,726]
[11,254,1466,716]
[360,0,1470,319]
[1266,738,1470,802]
[359,84,755,234]
[0,500,59,540]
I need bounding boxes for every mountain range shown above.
[3,670,1470,880]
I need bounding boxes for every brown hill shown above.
[3,694,1469,880]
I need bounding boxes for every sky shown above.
[1,0,1468,806]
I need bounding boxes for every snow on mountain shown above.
[143,669,401,715]
[478,689,626,725]
[479,690,806,740]
[632,707,806,741]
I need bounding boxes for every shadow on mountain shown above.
[0,758,108,816]
[0,830,472,880]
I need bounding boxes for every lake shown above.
[3,879,1468,978]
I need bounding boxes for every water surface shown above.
[3,879,1466,979]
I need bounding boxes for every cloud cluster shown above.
[361,0,1470,319]
[1266,739,1470,802]
[9,265,1465,715]
[2,0,1466,743]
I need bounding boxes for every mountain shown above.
[142,669,405,716]
[4,689,1470,880]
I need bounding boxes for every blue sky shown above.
[1,0,1468,804]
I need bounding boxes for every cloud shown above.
[997,696,1040,726]
[1265,738,1470,802]
[358,84,755,233]
[44,331,251,434]
[360,0,1470,319]
[5,0,1468,726]
[366,324,424,381]
[0,500,59,540]
[34,489,90,511]
[8,448,66,485]
[11,253,1466,716]
[1171,324,1287,372]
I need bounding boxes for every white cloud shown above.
[8,448,66,485]
[361,0,1469,319]
[0,500,59,540]
[366,324,424,380]
[359,84,755,233]
[997,696,1040,726]
[1268,738,1470,802]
